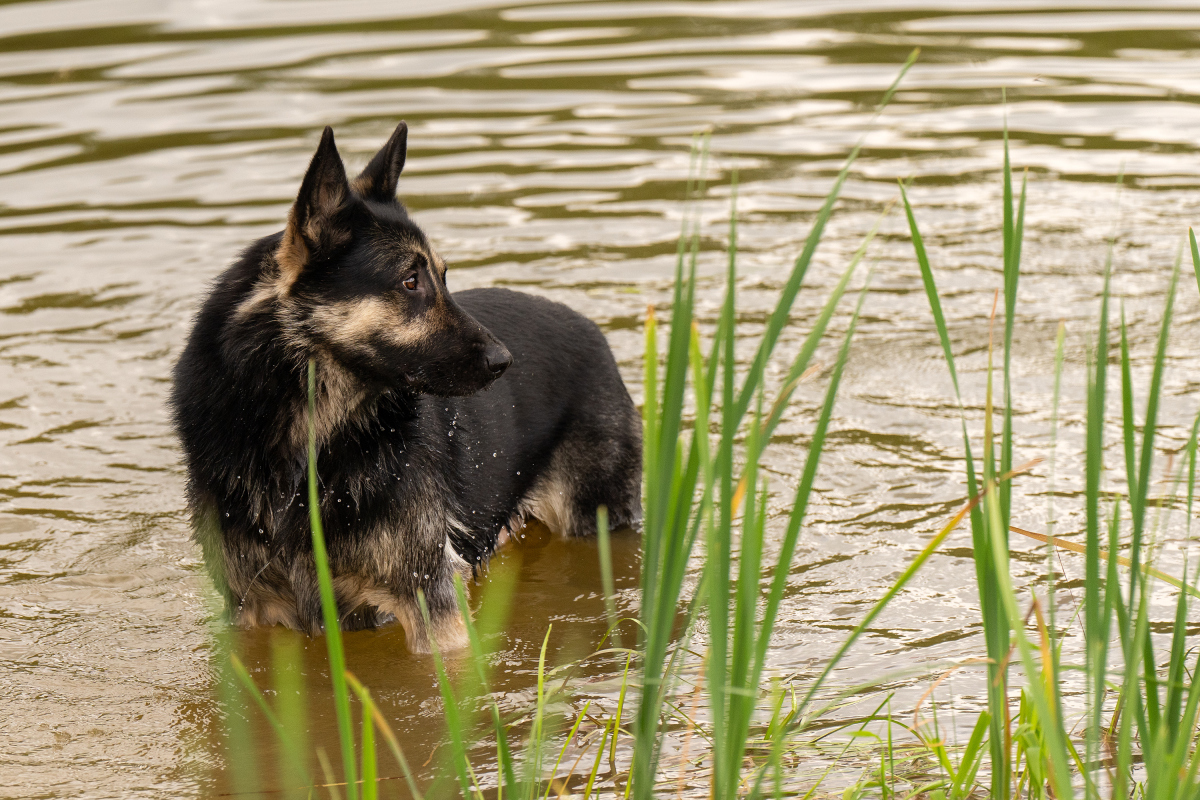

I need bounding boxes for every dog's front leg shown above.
[388,580,469,654]
[380,537,471,654]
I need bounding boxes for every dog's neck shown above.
[288,351,365,452]
[285,351,422,456]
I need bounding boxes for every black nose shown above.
[484,343,512,377]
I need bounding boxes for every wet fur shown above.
[172,124,642,652]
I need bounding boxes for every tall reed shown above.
[625,50,925,800]
[901,132,1200,798]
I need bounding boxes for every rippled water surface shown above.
[4,1,1200,797]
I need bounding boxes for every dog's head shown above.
[264,123,511,396]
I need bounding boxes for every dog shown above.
[171,123,642,652]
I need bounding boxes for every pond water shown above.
[3,1,1200,797]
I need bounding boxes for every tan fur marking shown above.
[333,571,469,653]
[332,575,396,621]
[234,593,301,630]
[286,352,369,450]
[308,298,433,354]
[379,599,467,653]
[234,277,285,320]
[275,211,309,288]
[523,471,576,538]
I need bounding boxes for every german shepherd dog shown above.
[172,123,642,652]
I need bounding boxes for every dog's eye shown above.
[402,274,418,292]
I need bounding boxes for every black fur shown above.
[171,124,641,651]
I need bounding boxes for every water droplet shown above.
[493,452,497,457]
[448,431,453,437]
[413,572,419,578]
[225,512,230,517]
[424,574,429,580]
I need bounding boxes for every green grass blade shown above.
[542,701,590,800]
[1128,248,1181,594]
[906,177,1012,800]
[981,477,1074,799]
[230,653,313,791]
[899,183,965,402]
[634,55,917,800]
[719,403,767,800]
[452,570,519,795]
[1000,163,1026,543]
[951,711,991,800]
[416,590,474,799]
[307,359,358,800]
[596,506,619,646]
[1164,569,1189,744]
[1084,252,1114,778]
[358,685,377,800]
[705,169,740,800]
[633,135,714,800]
[651,136,706,541]
[529,625,553,794]
[1191,227,1200,301]
[345,672,424,800]
[1119,310,1138,520]
[272,634,311,799]
[640,305,659,629]
[899,181,983,521]
[582,719,611,800]
[1171,633,1200,776]
[1047,320,1066,637]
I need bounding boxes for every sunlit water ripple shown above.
[2,1,1200,796]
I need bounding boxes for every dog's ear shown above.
[352,121,407,203]
[277,126,352,279]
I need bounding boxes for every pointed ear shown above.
[277,126,352,280]
[352,121,408,203]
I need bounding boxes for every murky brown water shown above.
[4,1,1200,797]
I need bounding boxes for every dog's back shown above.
[449,288,641,547]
